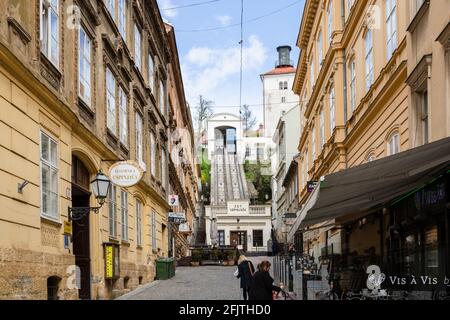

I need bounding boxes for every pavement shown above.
[117,256,273,300]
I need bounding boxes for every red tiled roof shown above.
[263,66,296,76]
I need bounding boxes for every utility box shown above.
[156,258,175,280]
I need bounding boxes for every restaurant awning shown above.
[298,137,450,230]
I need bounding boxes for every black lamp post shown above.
[68,171,112,221]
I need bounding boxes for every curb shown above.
[115,280,162,300]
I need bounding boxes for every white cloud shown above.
[182,35,268,103]
[215,15,232,27]
[158,0,178,19]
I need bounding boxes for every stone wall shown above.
[0,248,77,300]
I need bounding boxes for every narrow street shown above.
[117,257,271,300]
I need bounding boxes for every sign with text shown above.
[168,195,180,207]
[64,221,72,236]
[227,201,249,215]
[103,243,120,279]
[108,161,143,188]
[169,212,186,224]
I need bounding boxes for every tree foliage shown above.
[241,104,257,133]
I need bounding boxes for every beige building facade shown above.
[165,23,200,259]
[0,0,176,299]
[292,0,449,255]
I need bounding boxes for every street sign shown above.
[169,212,186,224]
[168,195,179,207]
[178,223,191,233]
[108,161,143,188]
[64,221,72,236]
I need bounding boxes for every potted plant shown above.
[211,247,219,261]
[226,250,236,266]
[191,249,202,266]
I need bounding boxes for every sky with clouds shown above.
[158,0,305,124]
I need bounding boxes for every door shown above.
[72,185,91,300]
[230,231,247,252]
[71,156,91,300]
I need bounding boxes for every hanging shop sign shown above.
[178,223,191,233]
[169,212,186,224]
[103,243,120,280]
[168,195,180,207]
[108,161,143,188]
[307,181,318,193]
[227,200,249,215]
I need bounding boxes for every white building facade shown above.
[261,46,299,138]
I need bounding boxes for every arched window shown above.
[279,82,284,90]
[284,81,288,90]
[388,132,400,155]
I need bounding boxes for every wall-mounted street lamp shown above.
[68,171,112,221]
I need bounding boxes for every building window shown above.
[311,125,316,160]
[150,131,156,177]
[159,80,166,115]
[108,186,117,238]
[301,156,306,188]
[365,29,374,92]
[152,210,157,250]
[136,199,142,247]
[310,60,315,89]
[106,68,117,134]
[135,112,145,170]
[118,0,127,40]
[148,54,154,91]
[119,87,128,146]
[386,0,397,60]
[412,0,425,17]
[218,230,225,246]
[329,86,335,134]
[78,27,91,106]
[349,59,356,113]
[253,230,263,247]
[388,132,400,155]
[161,148,167,190]
[279,82,284,90]
[318,30,323,64]
[40,0,59,66]
[40,132,58,220]
[121,190,129,241]
[327,0,333,45]
[420,90,429,145]
[284,81,288,90]
[367,153,376,162]
[281,97,286,103]
[134,23,142,71]
[320,109,325,147]
[305,148,309,181]
[106,0,115,18]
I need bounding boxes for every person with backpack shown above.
[236,255,255,300]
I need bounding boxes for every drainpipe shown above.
[341,0,349,169]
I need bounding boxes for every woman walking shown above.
[237,255,255,300]
[249,260,281,300]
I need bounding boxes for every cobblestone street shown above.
[118,257,271,300]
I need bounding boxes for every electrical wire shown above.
[176,0,303,32]
[161,0,221,11]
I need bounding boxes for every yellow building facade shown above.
[0,0,174,299]
[293,0,450,254]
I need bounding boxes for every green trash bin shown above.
[156,258,175,280]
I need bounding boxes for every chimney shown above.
[276,46,293,68]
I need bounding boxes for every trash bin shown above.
[156,258,175,280]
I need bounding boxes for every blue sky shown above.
[157,0,305,124]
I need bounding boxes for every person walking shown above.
[249,260,282,300]
[237,255,255,300]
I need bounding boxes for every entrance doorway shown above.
[230,231,247,252]
[71,156,91,300]
[215,126,237,155]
